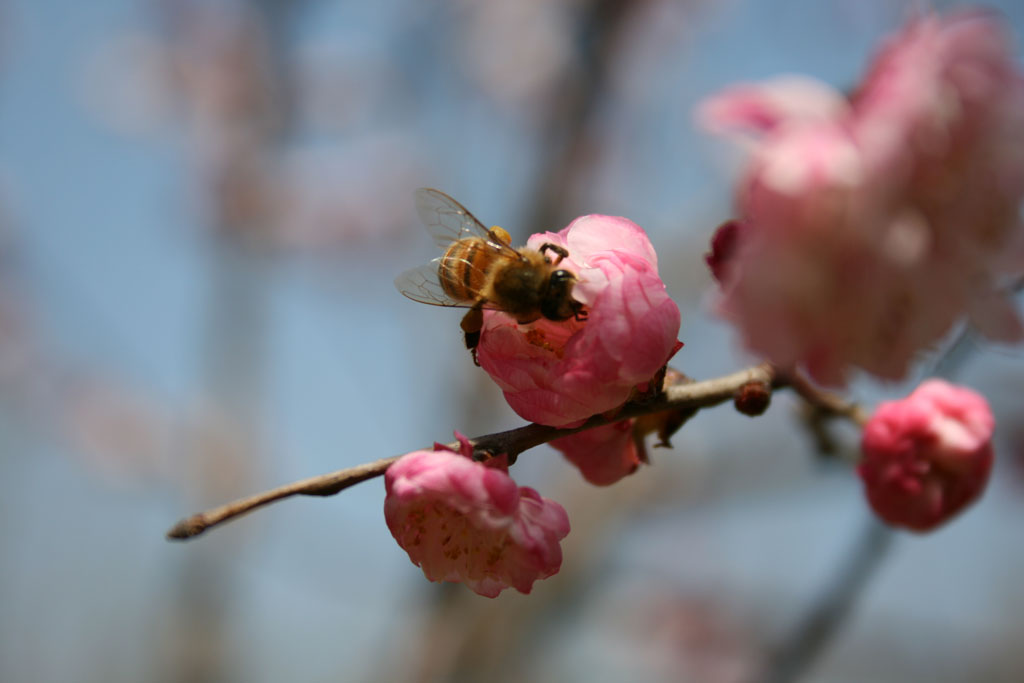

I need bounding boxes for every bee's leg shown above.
[466,332,481,366]
[539,243,569,265]
[572,299,589,322]
[461,300,487,366]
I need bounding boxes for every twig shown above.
[166,455,404,540]
[927,323,975,380]
[167,363,868,541]
[782,368,869,427]
[168,364,797,540]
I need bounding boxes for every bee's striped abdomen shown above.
[439,238,495,302]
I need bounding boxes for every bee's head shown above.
[550,269,576,287]
[541,269,581,321]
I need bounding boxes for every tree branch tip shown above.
[166,516,206,541]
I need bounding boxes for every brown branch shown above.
[167,363,865,541]
[783,368,870,427]
[166,455,404,540]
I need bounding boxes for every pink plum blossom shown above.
[477,215,682,427]
[852,11,1024,339]
[700,11,1024,385]
[859,379,994,532]
[550,420,642,486]
[384,437,570,597]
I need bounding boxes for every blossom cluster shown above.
[383,9,1018,596]
[389,213,681,595]
[701,11,1024,385]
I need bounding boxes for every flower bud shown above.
[384,436,570,596]
[551,368,697,486]
[858,380,994,532]
[550,420,642,486]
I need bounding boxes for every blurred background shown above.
[2,0,1024,681]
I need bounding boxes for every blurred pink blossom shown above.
[701,11,1024,384]
[852,10,1024,338]
[697,75,851,145]
[859,379,994,532]
[477,215,681,427]
[550,419,642,486]
[384,436,570,597]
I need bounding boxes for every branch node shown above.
[734,379,772,416]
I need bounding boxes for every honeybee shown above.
[395,189,587,362]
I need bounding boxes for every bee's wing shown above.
[394,258,505,310]
[415,188,520,255]
[394,259,463,307]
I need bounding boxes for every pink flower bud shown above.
[858,380,995,532]
[550,420,642,486]
[477,215,682,427]
[384,440,570,597]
